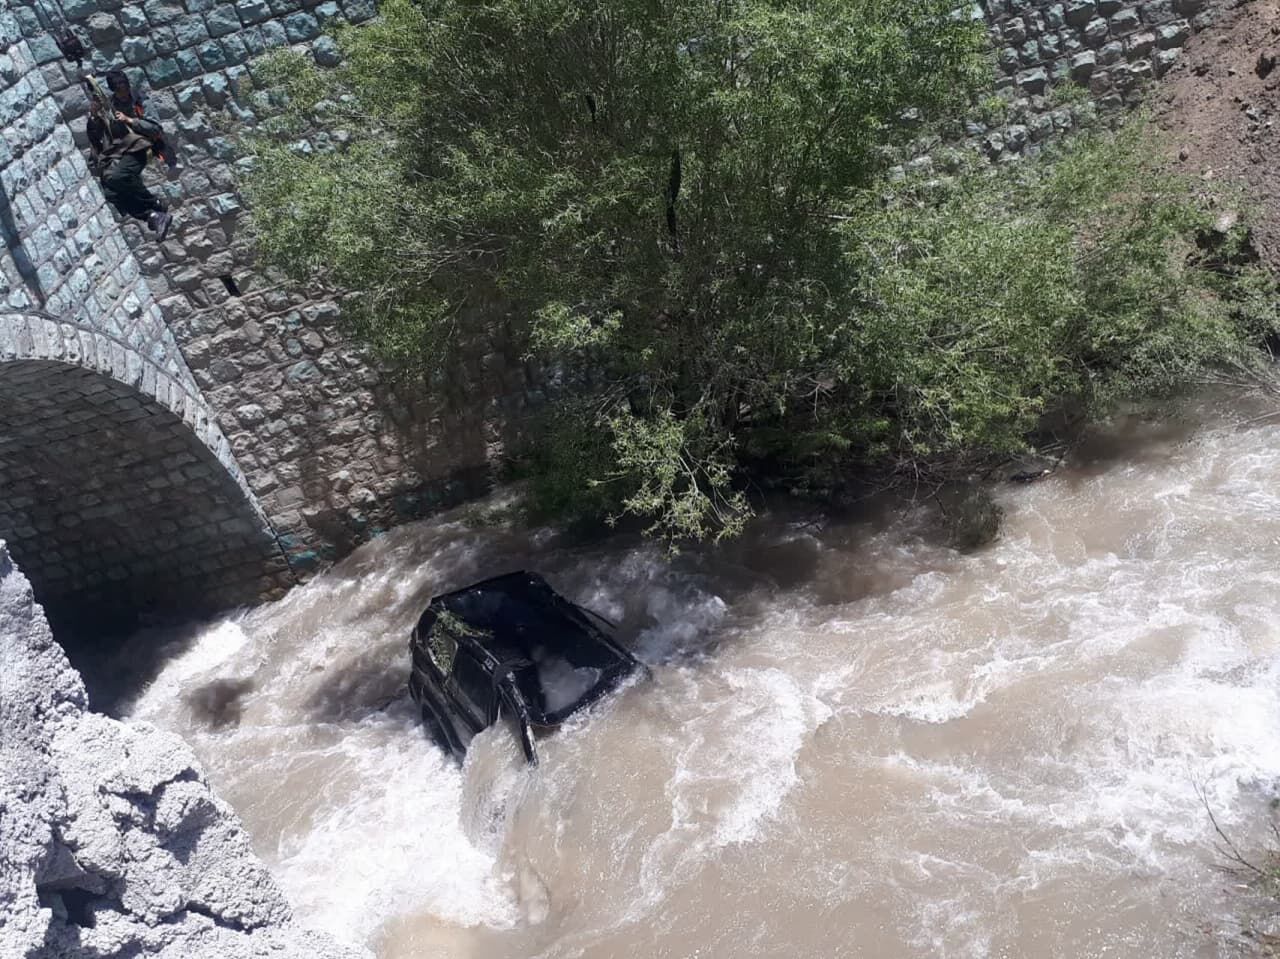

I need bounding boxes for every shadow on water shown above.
[46,492,1009,720]
[56,619,216,717]
[89,492,937,725]
[87,389,1274,724]
[1057,385,1279,486]
[283,508,830,725]
[304,655,409,724]
[183,677,256,730]
[1062,411,1205,481]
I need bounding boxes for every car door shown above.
[447,648,497,736]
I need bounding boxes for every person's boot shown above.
[147,209,173,242]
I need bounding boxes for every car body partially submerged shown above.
[408,571,642,764]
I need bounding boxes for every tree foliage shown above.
[827,129,1279,479]
[242,1,1277,542]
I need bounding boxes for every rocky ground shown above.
[1154,0,1280,268]
[0,542,370,959]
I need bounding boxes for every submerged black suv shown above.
[408,571,642,765]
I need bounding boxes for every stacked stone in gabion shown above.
[993,0,1209,104]
[896,0,1214,177]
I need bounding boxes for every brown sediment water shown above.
[118,388,1280,959]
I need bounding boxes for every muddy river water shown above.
[107,389,1280,958]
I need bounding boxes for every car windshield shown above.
[529,647,603,715]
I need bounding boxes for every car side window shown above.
[452,653,495,724]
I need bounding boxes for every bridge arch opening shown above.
[0,315,292,636]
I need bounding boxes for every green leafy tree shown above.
[829,129,1278,484]
[243,2,1276,543]
[243,0,989,539]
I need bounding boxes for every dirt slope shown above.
[1154,0,1280,266]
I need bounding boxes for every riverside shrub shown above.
[242,1,1276,542]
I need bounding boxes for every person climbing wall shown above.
[85,69,173,242]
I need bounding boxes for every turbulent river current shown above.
[89,389,1280,958]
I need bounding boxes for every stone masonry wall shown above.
[901,0,1218,176]
[7,0,1222,582]
[0,340,289,627]
[0,5,292,623]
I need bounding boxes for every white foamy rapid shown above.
[115,389,1280,959]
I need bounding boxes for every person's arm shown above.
[114,109,163,140]
[127,95,164,140]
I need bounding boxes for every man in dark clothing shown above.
[85,69,172,241]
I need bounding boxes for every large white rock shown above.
[0,541,371,959]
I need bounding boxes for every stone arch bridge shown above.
[0,8,292,628]
[0,310,291,628]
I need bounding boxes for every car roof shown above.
[416,571,639,719]
[425,571,623,653]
